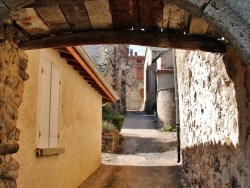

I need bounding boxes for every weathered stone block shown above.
[222,167,230,185]
[14,129,20,141]
[0,141,19,154]
[0,129,7,143]
[0,94,5,104]
[13,95,22,107]
[18,69,29,81]
[17,49,28,61]
[18,59,28,71]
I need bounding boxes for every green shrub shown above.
[102,120,118,133]
[103,114,125,132]
[102,105,120,116]
[160,125,176,132]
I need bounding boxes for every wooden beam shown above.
[82,76,94,81]
[67,60,81,67]
[91,84,100,88]
[0,1,10,23]
[66,47,116,102]
[79,72,91,78]
[60,2,92,31]
[139,0,164,30]
[96,89,105,93]
[2,0,35,10]
[19,30,226,53]
[60,52,77,62]
[23,0,75,8]
[87,80,97,85]
[98,92,107,96]
[55,47,70,54]
[96,90,106,95]
[0,0,34,22]
[74,67,85,72]
[35,6,71,34]
[103,98,111,103]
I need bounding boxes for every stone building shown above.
[126,49,145,111]
[155,49,176,129]
[144,47,176,128]
[83,45,128,114]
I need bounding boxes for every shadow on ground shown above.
[78,164,181,188]
[117,136,177,154]
[122,111,157,130]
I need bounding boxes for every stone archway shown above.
[171,0,250,65]
[0,0,249,187]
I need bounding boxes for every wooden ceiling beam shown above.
[90,83,100,88]
[74,67,85,72]
[102,98,112,103]
[23,0,75,8]
[67,60,81,68]
[19,30,226,53]
[83,76,94,81]
[55,47,70,54]
[87,80,97,85]
[79,72,91,78]
[96,89,106,94]
[101,95,112,103]
[60,52,77,62]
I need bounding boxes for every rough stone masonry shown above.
[0,26,28,188]
[176,45,250,187]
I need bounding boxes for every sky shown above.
[129,45,147,56]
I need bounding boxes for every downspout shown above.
[173,49,181,163]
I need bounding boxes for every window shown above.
[39,59,61,148]
[136,67,143,79]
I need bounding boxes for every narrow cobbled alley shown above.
[79,111,181,188]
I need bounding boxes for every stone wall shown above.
[0,27,28,187]
[83,45,128,114]
[157,88,175,129]
[176,46,250,187]
[126,54,144,111]
[144,48,157,114]
[102,132,120,153]
[156,69,175,128]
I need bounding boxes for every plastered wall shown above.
[15,49,102,188]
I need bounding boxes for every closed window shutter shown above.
[49,65,60,148]
[39,60,52,148]
[136,67,143,79]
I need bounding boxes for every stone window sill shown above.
[36,148,65,156]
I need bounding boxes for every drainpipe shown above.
[173,49,181,163]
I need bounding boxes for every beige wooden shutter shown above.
[39,59,52,148]
[49,65,60,148]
